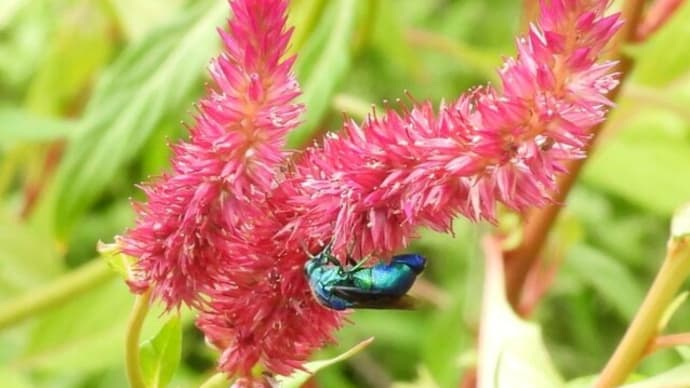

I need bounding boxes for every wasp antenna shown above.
[300,241,316,259]
[349,255,372,271]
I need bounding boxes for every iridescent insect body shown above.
[304,245,426,310]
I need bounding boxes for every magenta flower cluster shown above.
[119,0,622,378]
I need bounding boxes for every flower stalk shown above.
[596,235,690,388]
[0,259,113,330]
[125,289,152,388]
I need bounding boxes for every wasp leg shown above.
[348,255,372,271]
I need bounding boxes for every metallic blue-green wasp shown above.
[304,244,426,310]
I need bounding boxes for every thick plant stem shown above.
[504,0,647,311]
[0,259,114,330]
[125,290,152,388]
[596,237,690,388]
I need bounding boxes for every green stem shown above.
[198,373,229,388]
[596,237,690,388]
[0,258,114,330]
[125,290,152,388]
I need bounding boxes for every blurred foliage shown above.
[1,0,690,387]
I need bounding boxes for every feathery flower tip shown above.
[119,0,303,308]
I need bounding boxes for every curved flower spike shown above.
[119,0,304,308]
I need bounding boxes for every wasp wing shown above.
[330,285,419,310]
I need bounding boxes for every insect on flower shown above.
[304,244,427,310]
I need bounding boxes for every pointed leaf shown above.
[0,106,73,150]
[276,337,374,388]
[139,315,182,388]
[478,238,564,388]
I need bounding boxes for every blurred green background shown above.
[2,0,690,387]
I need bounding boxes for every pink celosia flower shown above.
[279,0,622,257]
[119,0,623,380]
[120,0,303,307]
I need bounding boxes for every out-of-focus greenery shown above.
[1,0,690,387]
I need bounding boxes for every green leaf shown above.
[0,106,73,150]
[622,363,690,388]
[288,0,358,147]
[564,244,645,321]
[276,337,374,388]
[479,240,564,388]
[140,315,182,388]
[24,0,112,115]
[38,0,226,237]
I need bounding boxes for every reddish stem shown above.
[645,333,690,355]
[503,0,647,312]
[635,0,685,42]
[20,142,64,219]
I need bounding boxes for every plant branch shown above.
[595,236,690,387]
[0,259,114,330]
[635,0,685,42]
[125,289,152,388]
[645,333,690,355]
[503,0,647,311]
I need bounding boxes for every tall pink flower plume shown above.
[118,0,623,380]
[119,0,303,307]
[280,0,622,257]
